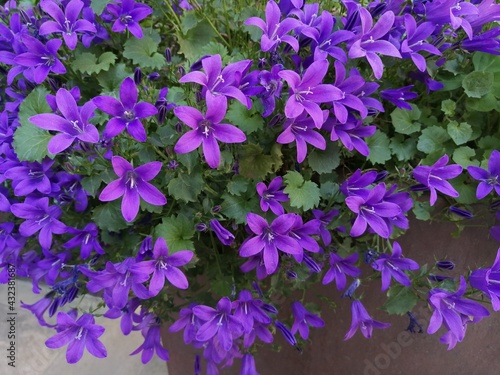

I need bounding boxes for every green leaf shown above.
[447,121,472,145]
[154,214,195,253]
[14,87,54,162]
[221,192,259,224]
[449,174,477,204]
[177,152,199,173]
[417,126,450,154]
[412,201,431,221]
[123,30,166,69]
[92,200,129,232]
[227,175,249,196]
[240,7,263,42]
[473,52,500,73]
[180,11,199,34]
[90,0,108,15]
[167,171,204,203]
[441,99,456,116]
[381,284,418,315]
[366,130,391,164]
[200,42,228,60]
[225,101,263,135]
[81,174,103,197]
[283,171,320,211]
[97,63,131,93]
[177,19,217,62]
[307,142,340,174]
[319,181,343,202]
[166,86,187,106]
[466,93,499,112]
[452,146,479,168]
[390,105,421,135]
[73,51,116,75]
[239,144,276,180]
[389,136,417,162]
[462,71,494,98]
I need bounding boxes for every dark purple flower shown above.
[240,353,259,375]
[136,235,153,261]
[169,303,201,344]
[380,86,418,110]
[312,209,339,246]
[468,150,500,199]
[274,320,297,346]
[340,169,377,197]
[470,248,500,311]
[449,206,473,218]
[258,64,284,117]
[239,213,302,275]
[436,260,456,271]
[10,197,67,249]
[103,297,141,335]
[193,297,244,351]
[428,276,490,343]
[99,156,166,222]
[322,253,361,290]
[39,0,97,50]
[291,301,325,340]
[174,94,246,169]
[21,291,57,328]
[371,241,419,291]
[4,158,55,196]
[63,223,104,260]
[406,311,424,334]
[106,0,152,38]
[232,290,272,334]
[130,313,169,363]
[413,154,463,206]
[81,6,109,47]
[45,312,107,364]
[209,219,235,246]
[93,77,157,142]
[29,88,99,154]
[244,0,301,52]
[13,36,66,84]
[256,176,289,215]
[344,300,390,340]
[279,59,343,129]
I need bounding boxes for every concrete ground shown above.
[0,279,168,375]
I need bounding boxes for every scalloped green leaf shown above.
[283,171,320,211]
[123,30,166,69]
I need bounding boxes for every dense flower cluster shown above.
[1,0,500,373]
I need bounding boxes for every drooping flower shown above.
[291,301,325,340]
[322,252,361,290]
[467,150,500,199]
[29,88,99,154]
[93,77,158,142]
[469,248,500,311]
[39,0,97,50]
[311,209,339,246]
[239,213,302,275]
[132,237,193,296]
[371,242,419,291]
[209,219,235,246]
[130,313,169,363]
[240,353,260,375]
[274,320,297,346]
[412,154,463,206]
[106,0,153,38]
[45,312,107,364]
[256,176,289,215]
[63,223,104,260]
[174,94,246,169]
[98,156,166,222]
[380,86,418,110]
[344,300,390,340]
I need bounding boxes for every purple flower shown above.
[323,116,375,157]
[193,297,244,351]
[413,154,463,206]
[467,150,500,199]
[340,169,377,197]
[103,297,141,335]
[258,64,284,117]
[371,242,419,291]
[291,301,325,340]
[63,223,104,260]
[29,88,99,154]
[10,197,67,249]
[347,9,401,79]
[21,291,57,328]
[45,312,107,364]
[345,183,402,238]
[240,353,259,375]
[132,237,193,296]
[276,111,327,163]
[39,0,97,50]
[470,248,500,311]
[274,320,297,346]
[93,77,157,142]
[244,0,301,52]
[256,176,289,215]
[106,0,152,38]
[288,214,321,256]
[449,206,473,218]
[239,213,302,275]
[99,156,166,222]
[174,94,246,169]
[4,158,55,196]
[130,313,169,363]
[436,260,456,271]
[209,219,235,246]
[344,300,390,340]
[179,54,252,108]
[322,253,361,290]
[232,290,272,334]
[427,276,490,343]
[279,59,342,129]
[169,304,201,345]
[380,86,418,110]
[312,209,339,246]
[14,36,66,84]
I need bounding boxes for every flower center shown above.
[75,327,84,340]
[200,119,213,137]
[120,15,133,25]
[295,87,313,102]
[125,170,138,189]
[263,228,275,243]
[41,55,55,66]
[123,110,135,121]
[28,169,44,179]
[64,18,73,35]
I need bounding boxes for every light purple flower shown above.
[470,248,500,311]
[39,0,96,50]
[232,290,272,334]
[323,116,375,157]
[240,353,259,375]
[291,301,325,340]
[168,303,201,345]
[413,154,463,206]
[45,312,107,364]
[130,313,169,363]
[174,94,246,169]
[132,237,193,296]
[467,150,500,199]
[371,241,419,291]
[344,300,390,340]
[63,223,104,260]
[99,156,166,222]
[322,253,361,290]
[256,176,289,215]
[29,88,99,154]
[93,77,158,142]
[106,0,153,38]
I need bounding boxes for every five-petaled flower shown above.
[99,156,166,222]
[291,301,325,340]
[344,300,390,340]
[467,150,500,199]
[106,0,153,39]
[469,248,500,311]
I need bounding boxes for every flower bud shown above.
[449,206,473,219]
[209,219,235,246]
[134,67,142,85]
[147,72,160,81]
[165,47,172,63]
[195,223,208,232]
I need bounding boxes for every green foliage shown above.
[381,284,418,315]
[14,87,54,162]
[123,30,166,69]
[390,105,421,135]
[225,101,264,135]
[390,135,417,162]
[73,51,117,75]
[227,175,250,196]
[441,99,456,116]
[177,15,217,62]
[168,170,204,203]
[307,142,340,174]
[155,215,195,253]
[462,71,494,98]
[92,200,129,232]
[447,121,472,145]
[239,144,280,180]
[97,63,131,93]
[90,0,108,15]
[221,191,259,224]
[412,201,431,221]
[452,146,479,168]
[417,126,450,154]
[366,130,391,164]
[283,171,320,211]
